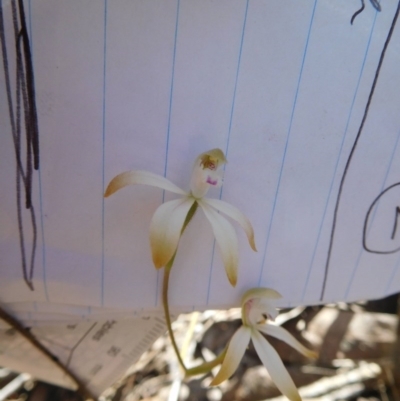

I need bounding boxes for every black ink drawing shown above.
[363,182,400,254]
[321,1,400,301]
[351,0,381,25]
[0,0,40,290]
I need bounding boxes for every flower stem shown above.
[163,255,188,372]
[162,201,227,376]
[181,201,198,234]
[161,201,198,372]
[185,346,228,376]
[163,263,228,376]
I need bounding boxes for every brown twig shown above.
[0,306,96,400]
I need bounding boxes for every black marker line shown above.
[343,124,400,298]
[351,0,366,25]
[15,41,29,286]
[12,0,31,207]
[14,3,38,283]
[351,0,382,25]
[1,1,25,184]
[17,0,39,171]
[13,0,37,287]
[15,0,39,209]
[370,0,382,12]
[363,182,400,254]
[320,1,400,301]
[0,0,39,290]
[1,0,29,288]
[391,206,400,240]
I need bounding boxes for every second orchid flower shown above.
[211,288,317,401]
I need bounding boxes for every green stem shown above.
[163,262,227,376]
[163,255,188,372]
[161,201,198,372]
[181,200,198,233]
[162,201,227,376]
[185,346,228,376]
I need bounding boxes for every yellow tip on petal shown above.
[228,272,237,287]
[152,255,165,270]
[249,235,257,252]
[201,198,257,253]
[104,173,130,197]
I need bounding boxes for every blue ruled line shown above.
[155,0,181,307]
[101,0,108,306]
[206,0,249,305]
[258,0,318,286]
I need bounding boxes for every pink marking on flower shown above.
[206,176,218,186]
[245,299,253,314]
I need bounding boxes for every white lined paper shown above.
[1,0,400,314]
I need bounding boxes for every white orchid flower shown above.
[211,288,317,401]
[104,149,256,286]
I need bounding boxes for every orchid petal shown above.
[256,323,317,359]
[150,198,195,268]
[210,326,251,386]
[203,198,257,251]
[251,329,301,401]
[104,170,187,197]
[198,200,239,286]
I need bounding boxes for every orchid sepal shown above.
[104,170,186,197]
[256,323,317,360]
[149,197,196,269]
[210,326,251,386]
[251,329,302,401]
[199,200,239,286]
[203,198,257,252]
